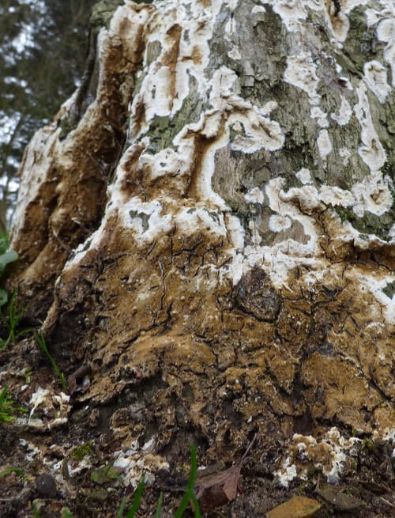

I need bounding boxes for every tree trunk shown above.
[3,0,395,515]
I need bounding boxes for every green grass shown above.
[154,492,164,518]
[0,386,26,424]
[61,507,74,518]
[35,333,67,391]
[0,466,25,479]
[126,477,146,517]
[0,291,24,349]
[174,445,201,518]
[116,497,127,518]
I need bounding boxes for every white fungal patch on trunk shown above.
[226,177,325,288]
[245,187,264,204]
[364,60,392,102]
[376,15,395,87]
[366,3,395,86]
[354,82,386,172]
[325,0,371,43]
[122,198,173,242]
[260,0,308,32]
[317,129,333,158]
[261,0,369,45]
[176,207,227,237]
[359,274,395,324]
[277,171,392,217]
[331,96,352,126]
[339,146,352,165]
[285,51,334,158]
[269,215,292,232]
[284,52,320,105]
[351,173,393,217]
[295,167,313,185]
[311,107,329,128]
[252,5,266,15]
[319,185,354,207]
[130,0,228,132]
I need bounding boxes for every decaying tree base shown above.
[1,0,394,516]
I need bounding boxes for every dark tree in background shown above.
[0,0,96,230]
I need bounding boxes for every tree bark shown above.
[3,0,395,515]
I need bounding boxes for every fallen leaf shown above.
[195,434,257,511]
[267,496,322,518]
[316,484,364,511]
[196,464,241,511]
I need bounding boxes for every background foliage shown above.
[0,0,97,230]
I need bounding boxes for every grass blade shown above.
[125,476,145,518]
[154,492,163,518]
[174,445,201,518]
[116,497,127,518]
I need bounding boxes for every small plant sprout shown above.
[0,291,24,349]
[35,333,67,391]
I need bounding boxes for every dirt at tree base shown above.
[1,0,394,516]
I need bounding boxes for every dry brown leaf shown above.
[195,434,257,511]
[196,464,241,511]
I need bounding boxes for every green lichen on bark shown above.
[144,79,204,154]
[336,205,395,240]
[342,7,383,76]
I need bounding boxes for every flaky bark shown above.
[4,0,395,515]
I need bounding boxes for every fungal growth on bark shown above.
[1,0,394,515]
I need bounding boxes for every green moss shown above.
[71,441,94,461]
[0,466,25,479]
[362,439,375,451]
[91,464,121,484]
